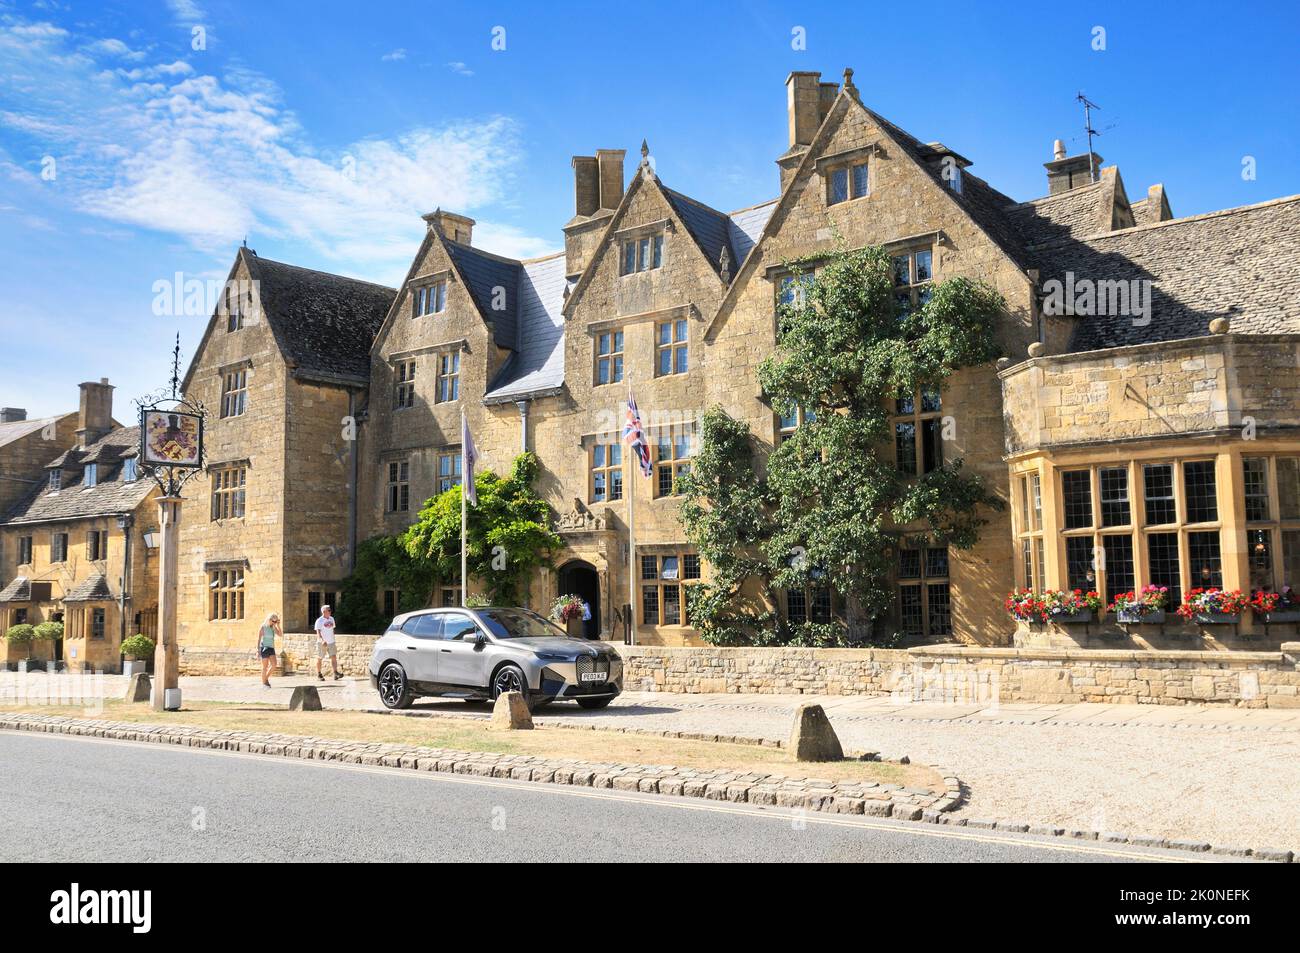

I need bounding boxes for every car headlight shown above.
[535,652,571,662]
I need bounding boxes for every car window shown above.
[442,613,479,641]
[406,614,443,640]
[477,608,572,640]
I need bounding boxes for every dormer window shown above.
[413,280,448,317]
[123,457,138,483]
[48,470,61,492]
[827,160,869,206]
[83,463,98,488]
[946,164,963,195]
[620,234,663,275]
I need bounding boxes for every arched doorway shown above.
[556,560,600,639]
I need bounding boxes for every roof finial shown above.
[169,332,182,399]
[842,66,857,97]
[641,139,649,160]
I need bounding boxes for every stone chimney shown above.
[596,149,626,211]
[571,156,599,218]
[76,379,114,449]
[779,71,841,189]
[1045,141,1103,195]
[0,408,26,423]
[423,210,475,245]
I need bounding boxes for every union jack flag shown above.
[623,392,653,477]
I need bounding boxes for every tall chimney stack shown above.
[779,71,840,189]
[596,149,626,211]
[572,156,600,218]
[423,210,475,245]
[76,379,114,449]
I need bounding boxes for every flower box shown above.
[1261,610,1300,623]
[1192,611,1240,625]
[1052,609,1094,624]
[1117,609,1165,625]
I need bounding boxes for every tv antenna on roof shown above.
[1077,91,1102,183]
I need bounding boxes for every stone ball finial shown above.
[996,357,1012,371]
[1209,317,1230,335]
[1027,342,1046,358]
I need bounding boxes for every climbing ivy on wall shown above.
[680,243,1006,646]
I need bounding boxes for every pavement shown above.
[0,730,1227,863]
[4,672,1299,852]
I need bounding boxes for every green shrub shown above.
[120,634,156,659]
[4,624,36,645]
[33,621,63,641]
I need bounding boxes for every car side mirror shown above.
[473,632,488,647]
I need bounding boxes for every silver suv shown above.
[368,606,623,712]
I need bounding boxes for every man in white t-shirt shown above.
[314,604,341,681]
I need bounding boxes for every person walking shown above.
[314,604,341,681]
[257,613,281,687]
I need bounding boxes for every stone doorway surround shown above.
[553,500,617,640]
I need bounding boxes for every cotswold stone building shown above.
[0,381,160,671]
[168,68,1300,664]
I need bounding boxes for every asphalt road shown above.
[0,731,1216,863]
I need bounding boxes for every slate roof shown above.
[63,573,114,603]
[445,240,522,349]
[726,200,778,273]
[0,576,30,603]
[484,253,568,403]
[1005,182,1111,248]
[663,187,736,275]
[0,414,67,450]
[243,251,396,385]
[1029,196,1300,351]
[2,426,154,525]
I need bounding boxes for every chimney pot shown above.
[1053,139,1066,160]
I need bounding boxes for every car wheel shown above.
[576,696,614,710]
[377,663,413,710]
[490,663,530,708]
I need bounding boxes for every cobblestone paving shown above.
[6,673,1298,850]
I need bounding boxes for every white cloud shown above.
[0,18,556,282]
[381,48,406,62]
[165,0,205,23]
[84,38,146,61]
[446,61,474,77]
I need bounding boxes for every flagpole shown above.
[461,407,468,609]
[626,391,636,646]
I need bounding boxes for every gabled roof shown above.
[663,187,735,275]
[444,240,522,349]
[484,253,569,403]
[727,199,778,271]
[2,426,154,525]
[243,251,396,385]
[0,576,30,603]
[1030,195,1300,351]
[0,414,70,450]
[64,573,114,603]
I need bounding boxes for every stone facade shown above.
[162,66,1300,663]
[0,383,160,672]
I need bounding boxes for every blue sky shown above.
[2,0,1298,417]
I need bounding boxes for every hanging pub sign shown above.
[140,408,204,469]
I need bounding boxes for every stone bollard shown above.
[288,686,323,711]
[788,703,843,762]
[490,691,533,730]
[124,673,152,703]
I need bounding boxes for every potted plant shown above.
[120,634,156,676]
[1047,589,1103,624]
[1251,587,1300,624]
[1177,588,1248,624]
[33,621,63,671]
[5,623,40,672]
[1004,589,1049,624]
[1109,585,1169,624]
[550,593,590,637]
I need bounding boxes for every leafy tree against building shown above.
[681,243,1006,646]
[338,452,561,634]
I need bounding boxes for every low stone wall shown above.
[619,643,1300,708]
[179,633,379,678]
[179,635,1300,708]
